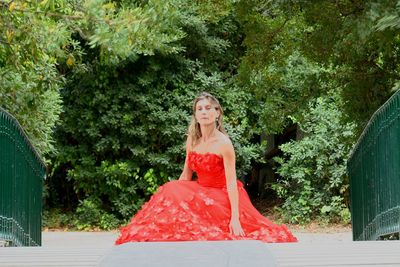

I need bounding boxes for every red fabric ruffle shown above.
[115,152,297,244]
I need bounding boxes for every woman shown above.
[115,92,297,244]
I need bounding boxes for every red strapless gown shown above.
[115,151,297,244]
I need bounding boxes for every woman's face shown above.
[195,98,220,126]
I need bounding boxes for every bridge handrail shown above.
[0,106,46,246]
[348,90,400,241]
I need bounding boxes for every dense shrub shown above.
[48,8,262,227]
[273,92,356,224]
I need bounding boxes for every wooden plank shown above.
[0,247,110,266]
[266,241,400,266]
[1,235,399,267]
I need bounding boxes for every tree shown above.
[273,91,356,224]
[47,0,263,229]
[236,0,400,133]
[290,0,399,129]
[0,0,185,155]
[233,0,400,223]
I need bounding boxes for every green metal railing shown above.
[348,90,400,241]
[0,107,46,246]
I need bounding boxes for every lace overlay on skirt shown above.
[115,152,297,244]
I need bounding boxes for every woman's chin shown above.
[198,121,214,126]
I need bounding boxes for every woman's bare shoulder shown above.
[216,132,234,152]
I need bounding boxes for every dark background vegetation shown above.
[2,0,400,229]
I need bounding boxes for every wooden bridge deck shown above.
[0,231,399,266]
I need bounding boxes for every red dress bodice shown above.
[188,151,226,188]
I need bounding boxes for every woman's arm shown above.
[221,141,245,236]
[179,136,193,181]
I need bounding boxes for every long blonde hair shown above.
[187,92,227,149]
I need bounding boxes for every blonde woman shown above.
[115,92,297,244]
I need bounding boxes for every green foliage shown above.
[232,0,400,224]
[237,0,400,134]
[0,0,70,155]
[49,2,262,226]
[236,3,327,134]
[82,0,185,61]
[8,0,391,227]
[1,0,263,227]
[221,86,264,178]
[75,197,120,230]
[283,0,398,130]
[273,92,356,224]
[42,209,75,229]
[0,0,186,155]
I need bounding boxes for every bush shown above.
[48,8,263,227]
[42,209,75,230]
[75,197,120,231]
[272,91,356,224]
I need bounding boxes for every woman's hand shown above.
[229,217,245,236]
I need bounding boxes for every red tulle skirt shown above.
[115,180,297,244]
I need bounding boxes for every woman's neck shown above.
[200,125,217,143]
